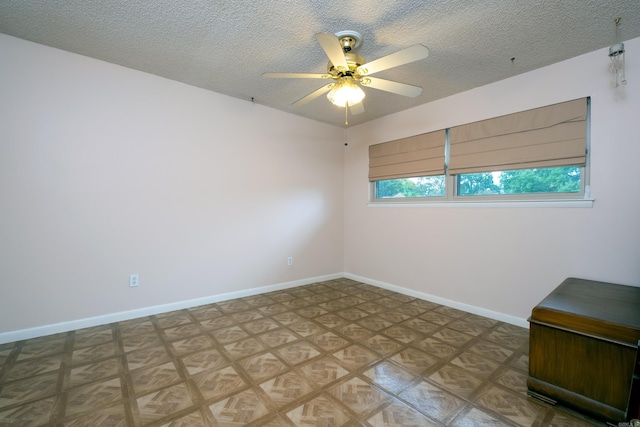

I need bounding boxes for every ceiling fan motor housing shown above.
[335,30,362,51]
[328,52,365,76]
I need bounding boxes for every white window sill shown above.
[367,199,594,208]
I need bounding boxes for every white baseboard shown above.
[344,273,529,329]
[0,273,343,344]
[0,272,528,345]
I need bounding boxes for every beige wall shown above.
[0,35,345,335]
[344,37,640,320]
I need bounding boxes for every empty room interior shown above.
[1,1,640,426]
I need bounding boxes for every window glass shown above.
[375,176,446,198]
[456,166,581,196]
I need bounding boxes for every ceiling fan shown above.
[263,31,429,116]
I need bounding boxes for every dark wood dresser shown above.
[527,277,640,423]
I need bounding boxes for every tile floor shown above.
[0,278,608,426]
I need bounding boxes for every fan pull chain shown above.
[344,107,349,146]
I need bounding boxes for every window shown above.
[370,98,589,203]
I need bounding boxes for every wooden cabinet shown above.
[527,278,640,422]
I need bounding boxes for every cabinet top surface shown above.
[531,278,640,343]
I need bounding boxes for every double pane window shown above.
[371,98,589,201]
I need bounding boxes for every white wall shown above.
[344,37,640,321]
[2,33,638,340]
[0,35,345,336]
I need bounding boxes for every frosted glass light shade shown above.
[327,77,365,107]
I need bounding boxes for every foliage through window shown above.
[457,166,581,196]
[375,166,582,199]
[376,176,445,198]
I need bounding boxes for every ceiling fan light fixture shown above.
[327,77,365,107]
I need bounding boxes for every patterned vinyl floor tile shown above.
[5,353,63,381]
[171,334,216,356]
[0,371,60,409]
[256,329,299,348]
[362,334,402,356]
[181,348,229,375]
[209,388,270,426]
[162,324,202,342]
[310,331,350,352]
[285,394,353,426]
[259,371,315,408]
[388,347,441,375]
[427,363,484,399]
[191,366,247,401]
[0,396,55,426]
[380,325,422,344]
[239,353,288,382]
[363,360,417,394]
[0,278,609,426]
[136,382,194,425]
[399,379,467,423]
[157,409,208,427]
[130,361,182,396]
[275,341,321,366]
[73,327,114,349]
[475,385,548,426]
[65,377,123,417]
[450,351,502,380]
[224,338,266,360]
[64,402,129,427]
[154,312,193,328]
[69,356,119,387]
[16,336,66,361]
[366,399,441,427]
[299,355,350,387]
[328,376,390,416]
[449,406,513,427]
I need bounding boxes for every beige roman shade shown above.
[369,129,446,182]
[448,98,588,175]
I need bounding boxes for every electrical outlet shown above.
[287,257,293,266]
[129,274,139,287]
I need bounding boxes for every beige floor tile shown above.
[209,388,270,425]
[399,380,466,423]
[299,355,350,387]
[69,357,119,387]
[136,382,194,424]
[130,361,181,396]
[285,394,353,426]
[366,399,441,426]
[0,396,55,426]
[191,365,247,401]
[363,360,417,394]
[328,376,390,416]
[259,371,316,408]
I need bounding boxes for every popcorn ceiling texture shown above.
[1,0,639,127]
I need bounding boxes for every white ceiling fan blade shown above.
[362,77,422,97]
[357,44,429,76]
[262,72,329,79]
[316,32,348,70]
[350,102,365,115]
[293,84,333,107]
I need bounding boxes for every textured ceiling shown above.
[1,1,640,127]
